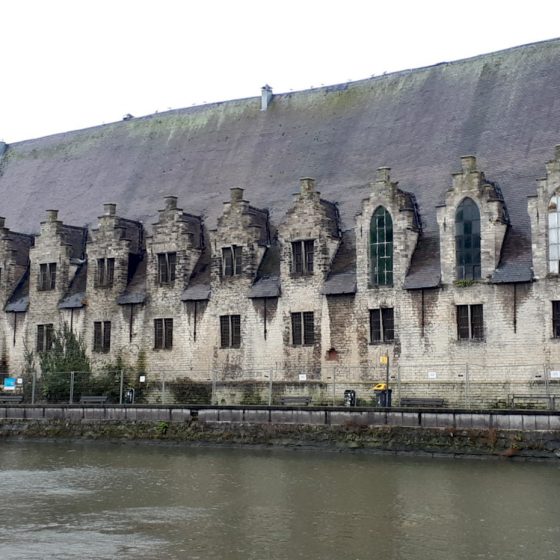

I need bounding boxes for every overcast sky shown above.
[1,0,559,143]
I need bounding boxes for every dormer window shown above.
[222,246,242,276]
[291,240,314,275]
[370,207,393,286]
[157,252,176,285]
[455,198,481,280]
[96,258,115,287]
[38,262,56,291]
[548,195,560,273]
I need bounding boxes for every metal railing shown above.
[2,363,560,409]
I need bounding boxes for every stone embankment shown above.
[1,405,559,460]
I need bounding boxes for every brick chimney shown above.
[261,85,273,111]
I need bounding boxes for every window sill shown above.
[153,347,173,351]
[220,346,241,349]
[369,341,394,345]
[456,338,485,343]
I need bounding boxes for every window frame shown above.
[552,301,560,338]
[222,246,243,277]
[95,257,115,288]
[36,324,54,353]
[157,252,177,285]
[154,318,173,350]
[220,315,241,348]
[455,198,481,280]
[456,304,484,340]
[548,195,560,274]
[369,308,395,343]
[291,311,315,346]
[38,262,57,291]
[93,321,111,353]
[370,207,393,286]
[291,240,315,275]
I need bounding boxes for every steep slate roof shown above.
[2,38,560,285]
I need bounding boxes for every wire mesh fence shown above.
[2,363,560,409]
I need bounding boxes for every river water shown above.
[0,441,558,559]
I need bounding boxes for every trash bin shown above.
[374,388,392,407]
[344,389,356,407]
[124,388,135,404]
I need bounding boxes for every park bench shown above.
[79,396,108,405]
[0,394,23,404]
[279,396,312,406]
[399,397,445,408]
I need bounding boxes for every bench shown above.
[279,396,312,406]
[508,394,553,409]
[79,396,108,405]
[400,397,445,408]
[0,394,23,404]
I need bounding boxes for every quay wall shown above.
[1,405,559,460]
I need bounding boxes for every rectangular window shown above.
[36,324,54,353]
[369,308,395,343]
[154,318,173,349]
[157,252,177,285]
[222,246,242,277]
[96,258,115,287]
[93,321,111,353]
[456,304,484,340]
[220,315,241,348]
[38,262,57,291]
[291,312,315,345]
[553,301,560,338]
[291,240,314,275]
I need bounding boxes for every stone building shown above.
[1,38,560,405]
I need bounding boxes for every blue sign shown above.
[3,378,16,391]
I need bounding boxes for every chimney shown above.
[261,85,273,111]
[0,217,5,229]
[230,187,244,204]
[164,195,178,211]
[46,209,59,222]
[300,177,316,195]
[0,142,6,157]
[460,155,477,174]
[376,167,391,183]
[103,203,117,216]
[555,145,560,161]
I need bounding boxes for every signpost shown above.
[379,354,390,407]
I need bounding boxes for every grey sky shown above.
[1,0,559,143]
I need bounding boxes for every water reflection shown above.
[0,441,558,559]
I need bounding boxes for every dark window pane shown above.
[154,319,163,349]
[303,312,314,345]
[553,301,560,338]
[220,316,230,347]
[222,248,233,277]
[471,305,484,339]
[291,313,302,345]
[164,318,173,349]
[370,207,393,286]
[370,309,381,342]
[457,305,470,339]
[231,315,241,348]
[382,308,395,341]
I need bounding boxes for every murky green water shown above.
[0,441,558,559]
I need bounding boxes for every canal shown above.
[0,441,558,559]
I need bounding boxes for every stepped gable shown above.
[1,38,560,284]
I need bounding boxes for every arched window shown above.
[548,195,560,273]
[370,207,393,286]
[455,198,481,280]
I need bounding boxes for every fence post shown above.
[119,369,124,405]
[268,368,273,406]
[161,373,166,405]
[212,369,217,405]
[396,364,401,406]
[332,366,336,406]
[31,370,36,405]
[465,363,470,409]
[69,371,75,404]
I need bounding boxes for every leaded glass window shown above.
[370,207,393,286]
[455,198,481,280]
[548,195,560,273]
